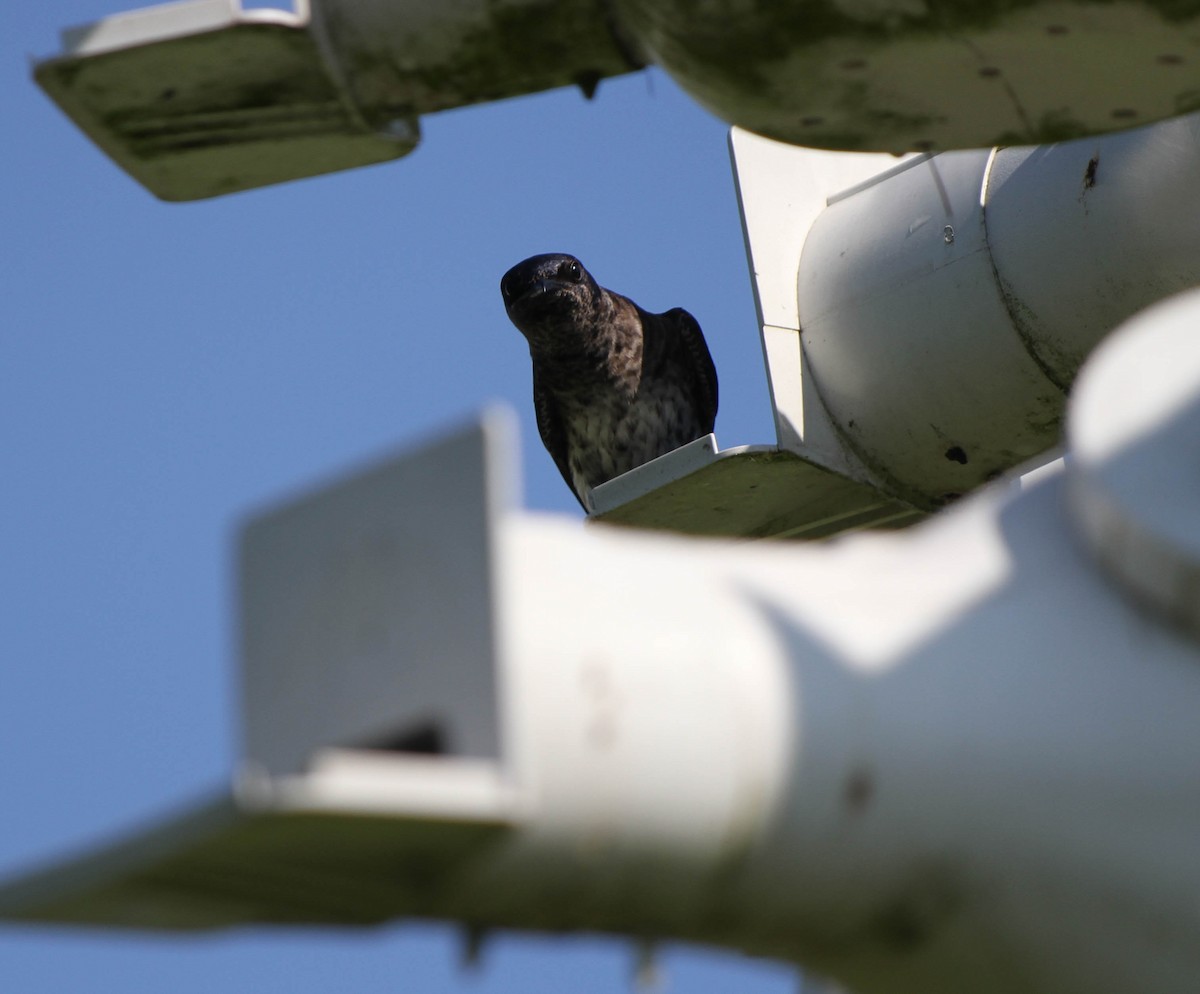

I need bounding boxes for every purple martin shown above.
[501,253,718,509]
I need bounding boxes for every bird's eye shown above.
[559,260,583,282]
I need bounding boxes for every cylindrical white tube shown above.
[792,117,1200,508]
[452,293,1200,994]
[796,149,1064,505]
[984,114,1200,387]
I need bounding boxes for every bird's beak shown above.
[506,278,570,317]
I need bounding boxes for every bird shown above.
[500,253,718,509]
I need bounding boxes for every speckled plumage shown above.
[501,253,718,508]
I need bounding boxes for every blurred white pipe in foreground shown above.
[4,292,1200,994]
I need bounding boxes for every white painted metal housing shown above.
[721,114,1200,515]
[4,292,1200,994]
[31,3,1200,539]
[596,116,1199,532]
[33,0,1200,199]
[35,1,420,201]
[33,0,639,200]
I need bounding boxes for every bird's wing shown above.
[661,307,719,431]
[532,368,587,510]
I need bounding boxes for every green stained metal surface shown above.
[0,799,508,930]
[321,0,641,128]
[32,0,1200,198]
[592,448,923,539]
[34,22,416,201]
[615,0,1200,150]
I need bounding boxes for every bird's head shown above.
[501,254,604,351]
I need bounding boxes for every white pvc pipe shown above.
[462,291,1200,993]
[985,114,1200,386]
[793,115,1200,508]
[5,295,1200,994]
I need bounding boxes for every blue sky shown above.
[1,3,793,992]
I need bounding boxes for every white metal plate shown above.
[239,409,516,776]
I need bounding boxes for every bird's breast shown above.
[563,377,704,496]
